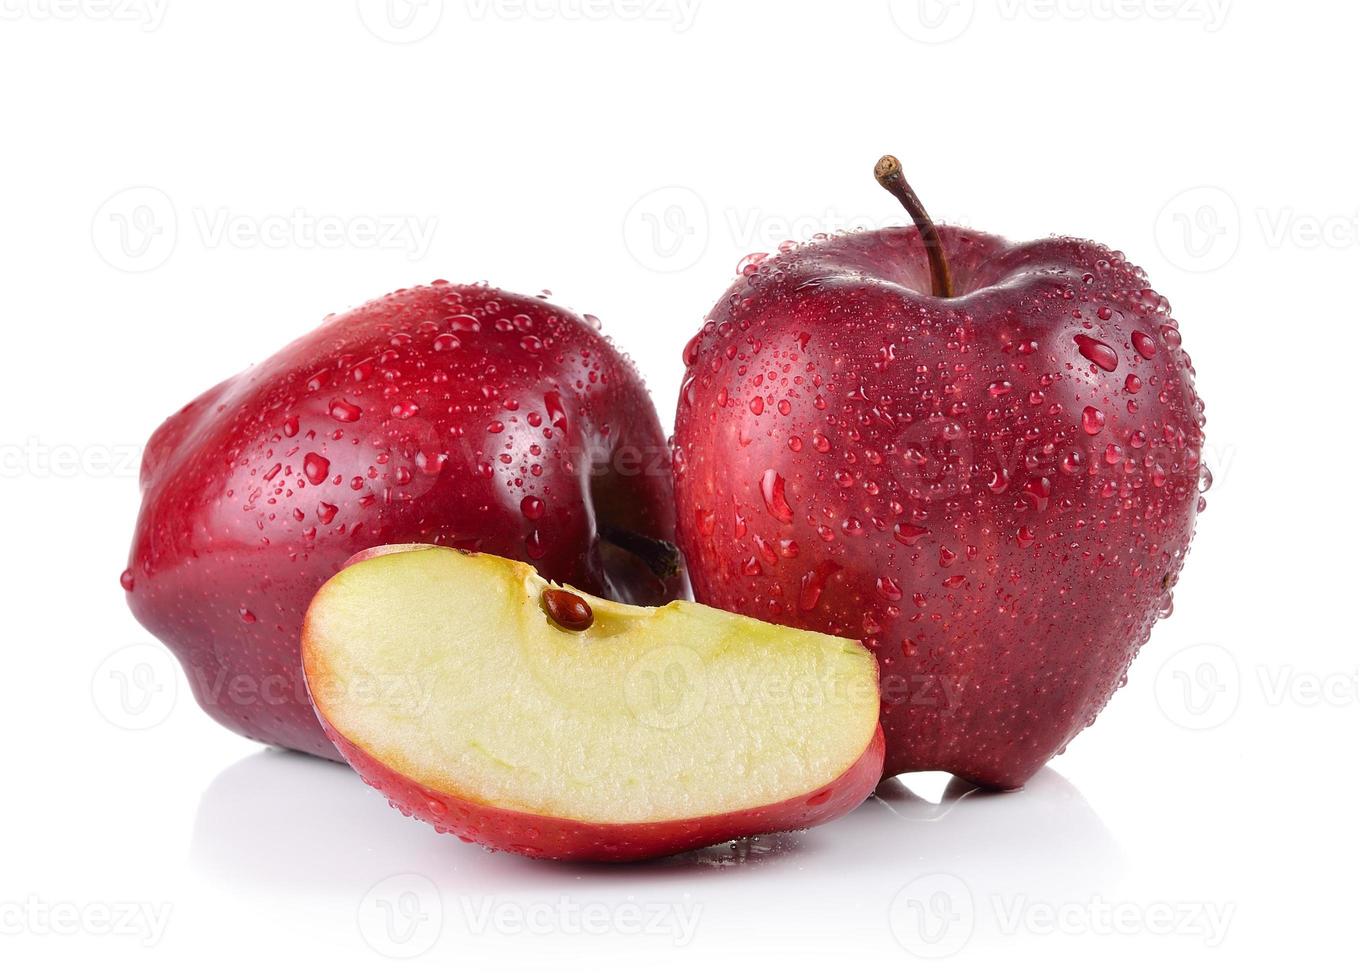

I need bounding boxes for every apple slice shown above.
[302,545,883,861]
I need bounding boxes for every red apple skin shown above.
[317,717,885,862]
[124,282,682,760]
[673,229,1206,790]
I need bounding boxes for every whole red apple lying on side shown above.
[673,157,1208,790]
[302,545,884,861]
[124,282,683,759]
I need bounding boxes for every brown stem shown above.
[874,154,954,299]
[597,523,683,580]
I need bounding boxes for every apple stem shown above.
[874,155,954,299]
[598,523,683,580]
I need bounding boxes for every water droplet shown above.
[317,502,339,525]
[521,495,544,520]
[1021,476,1051,511]
[737,252,769,275]
[799,561,839,611]
[1132,331,1157,359]
[1075,334,1118,372]
[894,523,928,545]
[544,391,568,432]
[303,453,330,485]
[119,569,135,591]
[239,607,257,624]
[1082,406,1106,435]
[760,469,794,524]
[682,333,702,367]
[329,398,362,423]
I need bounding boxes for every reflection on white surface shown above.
[191,749,1124,955]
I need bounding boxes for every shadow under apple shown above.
[192,749,1123,908]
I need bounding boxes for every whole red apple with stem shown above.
[673,156,1208,790]
[125,282,683,760]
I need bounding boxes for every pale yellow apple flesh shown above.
[303,546,882,858]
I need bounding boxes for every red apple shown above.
[302,545,884,861]
[672,157,1207,789]
[124,282,683,759]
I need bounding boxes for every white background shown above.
[1,0,1355,974]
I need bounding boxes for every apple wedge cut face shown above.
[303,545,883,861]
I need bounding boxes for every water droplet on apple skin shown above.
[1075,334,1119,372]
[760,469,795,524]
